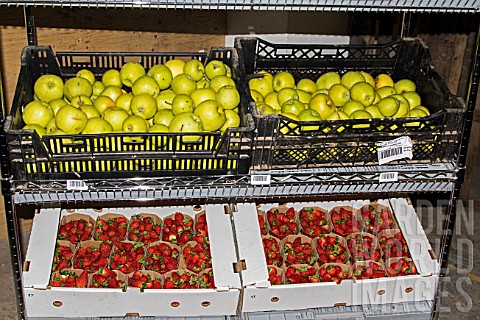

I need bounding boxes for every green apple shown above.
[64,77,93,102]
[365,105,383,118]
[102,69,122,88]
[34,74,64,103]
[373,93,381,105]
[45,118,58,134]
[102,107,129,131]
[328,83,350,107]
[376,86,396,99]
[82,117,113,134]
[405,108,429,127]
[298,109,321,131]
[316,71,341,90]
[92,81,105,96]
[281,99,305,116]
[148,64,173,90]
[277,87,299,107]
[153,109,175,127]
[402,91,422,109]
[209,75,235,92]
[132,75,161,98]
[264,92,281,112]
[55,105,88,134]
[23,101,54,127]
[171,74,197,95]
[191,88,216,107]
[273,71,295,92]
[48,98,68,115]
[309,93,336,120]
[130,93,158,120]
[350,82,376,107]
[351,110,372,128]
[196,78,210,89]
[93,95,116,114]
[122,115,149,133]
[394,79,416,94]
[194,100,226,132]
[296,78,317,94]
[116,93,134,115]
[165,59,186,78]
[225,64,232,78]
[248,72,274,97]
[412,105,430,116]
[216,85,240,110]
[156,89,176,110]
[205,60,227,80]
[378,96,402,117]
[360,71,375,87]
[23,124,46,137]
[80,104,101,119]
[70,95,93,108]
[250,89,264,102]
[120,62,146,87]
[220,109,241,131]
[76,69,96,85]
[341,71,365,90]
[149,124,170,132]
[374,74,394,90]
[296,89,311,104]
[257,103,276,115]
[171,94,195,115]
[169,112,203,142]
[183,59,205,81]
[342,100,364,116]
[100,85,123,102]
[391,94,410,118]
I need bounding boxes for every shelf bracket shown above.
[24,6,37,46]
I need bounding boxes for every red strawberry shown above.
[94,216,128,242]
[266,208,299,239]
[51,244,74,271]
[198,269,215,289]
[282,237,315,265]
[267,266,283,285]
[145,242,180,274]
[315,235,348,264]
[162,213,194,245]
[285,265,318,284]
[183,242,212,272]
[318,264,349,284]
[298,207,330,237]
[57,218,94,244]
[128,215,162,245]
[164,270,198,289]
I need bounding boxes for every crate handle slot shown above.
[52,301,63,307]
[270,297,280,302]
[23,260,30,272]
[377,290,386,295]
[125,313,140,317]
[405,287,414,293]
[201,301,211,307]
[428,249,437,260]
[170,301,180,308]
[233,260,247,273]
[224,205,230,215]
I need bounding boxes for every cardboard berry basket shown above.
[49,268,88,288]
[329,205,364,237]
[57,213,95,244]
[261,235,283,267]
[89,269,128,290]
[93,213,129,242]
[298,206,332,238]
[352,260,386,281]
[280,234,317,266]
[314,232,351,265]
[126,213,162,244]
[234,37,465,170]
[359,202,399,235]
[377,228,412,260]
[262,205,300,240]
[345,232,383,264]
[22,204,241,317]
[51,240,76,271]
[128,270,163,291]
[5,46,254,182]
[232,198,438,313]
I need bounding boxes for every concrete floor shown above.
[0,168,479,319]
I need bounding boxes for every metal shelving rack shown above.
[0,1,478,319]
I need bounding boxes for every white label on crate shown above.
[250,174,271,185]
[376,136,413,148]
[377,136,413,165]
[379,172,399,182]
[66,180,88,190]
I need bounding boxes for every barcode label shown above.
[379,172,399,182]
[376,136,413,148]
[251,174,271,185]
[67,180,88,190]
[378,146,413,165]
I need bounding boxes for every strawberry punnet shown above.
[90,268,125,288]
[129,271,162,289]
[262,236,283,266]
[386,258,418,277]
[330,207,362,237]
[267,266,283,285]
[282,236,316,265]
[163,270,198,289]
[95,216,128,242]
[127,214,161,244]
[258,212,268,235]
[50,269,88,288]
[318,264,350,284]
[346,233,382,262]
[285,265,319,284]
[52,243,74,271]
[110,241,145,274]
[195,213,209,237]
[182,241,212,272]
[198,269,215,289]
[162,212,194,245]
[379,231,409,260]
[315,234,349,264]
[266,207,299,239]
[353,261,386,279]
[360,205,395,234]
[57,218,94,244]
[73,242,112,272]
[299,207,330,237]
[145,242,180,274]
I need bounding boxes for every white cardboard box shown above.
[232,198,439,313]
[23,205,241,318]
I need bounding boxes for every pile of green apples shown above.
[249,70,430,131]
[21,58,241,146]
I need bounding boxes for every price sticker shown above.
[379,172,399,182]
[377,136,413,165]
[67,180,88,190]
[251,174,271,185]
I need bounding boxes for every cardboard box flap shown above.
[389,198,440,275]
[205,204,242,290]
[232,203,268,286]
[23,208,61,288]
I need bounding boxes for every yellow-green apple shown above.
[156,90,176,110]
[76,69,96,85]
[102,107,129,131]
[273,71,295,92]
[194,100,226,132]
[23,124,46,136]
[196,78,210,89]
[204,60,227,80]
[80,104,101,119]
[120,62,146,87]
[116,93,134,114]
[350,82,376,107]
[360,71,375,87]
[316,71,341,90]
[374,74,394,90]
[45,118,57,134]
[132,75,160,98]
[376,86,396,99]
[22,101,54,127]
[209,75,235,92]
[171,94,195,115]
[394,79,416,94]
[220,109,241,131]
[93,95,116,114]
[281,99,305,116]
[298,109,321,131]
[225,64,232,78]
[250,89,264,102]
[183,59,205,81]
[264,92,281,111]
[216,85,240,110]
[191,88,216,107]
[148,64,173,90]
[149,124,170,132]
[122,115,149,134]
[378,96,402,117]
[64,77,93,102]
[102,69,122,88]
[153,109,175,127]
[365,105,383,118]
[82,117,114,134]
[402,91,422,108]
[257,103,276,115]
[92,81,105,96]
[100,85,123,102]
[296,78,317,94]
[55,105,88,134]
[70,95,93,108]
[165,59,186,78]
[296,89,311,104]
[277,87,299,107]
[169,112,203,142]
[171,74,196,95]
[340,71,365,90]
[34,74,64,102]
[412,105,430,116]
[130,93,158,120]
[351,110,372,128]
[328,83,350,107]
[342,100,364,116]
[248,71,274,97]
[373,92,381,105]
[405,108,429,126]
[391,94,410,118]
[48,98,68,115]
[309,93,336,119]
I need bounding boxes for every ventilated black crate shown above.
[234,37,465,170]
[4,46,254,181]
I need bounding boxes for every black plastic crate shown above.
[4,46,255,181]
[234,37,465,170]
